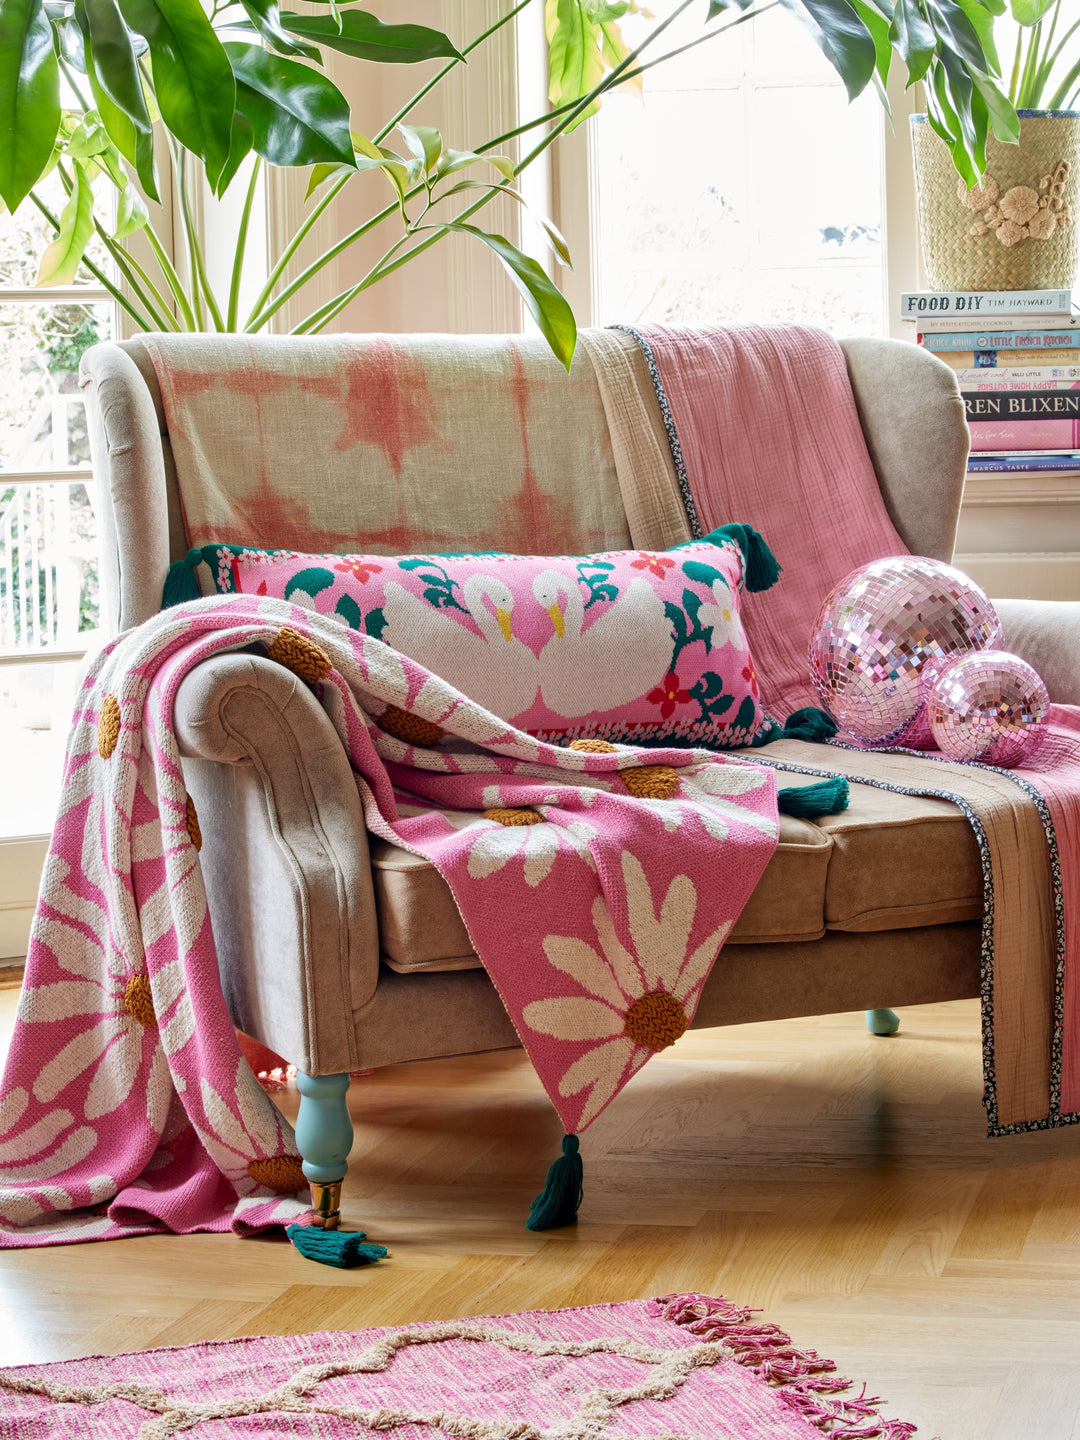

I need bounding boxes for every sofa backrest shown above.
[80,330,969,633]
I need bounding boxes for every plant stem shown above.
[95,224,177,331]
[1009,27,1023,106]
[372,0,533,144]
[27,190,154,332]
[169,136,227,330]
[227,156,262,331]
[291,235,415,333]
[1019,20,1042,109]
[143,225,199,330]
[1048,54,1080,108]
[108,239,180,330]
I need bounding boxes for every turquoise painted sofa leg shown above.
[295,1071,353,1229]
[865,1008,900,1036]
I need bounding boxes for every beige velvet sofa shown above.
[80,331,1080,1214]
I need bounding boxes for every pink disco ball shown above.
[926,650,1049,766]
[808,556,1003,747]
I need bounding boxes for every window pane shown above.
[0,480,100,656]
[591,6,886,336]
[0,300,113,473]
[0,660,81,838]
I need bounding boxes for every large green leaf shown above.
[279,11,462,63]
[779,0,877,101]
[113,171,148,236]
[239,0,321,61]
[1011,0,1056,25]
[851,0,891,87]
[923,0,995,76]
[0,0,61,213]
[546,0,607,118]
[224,41,355,169]
[955,0,1001,72]
[35,158,94,284]
[78,0,158,199]
[970,66,1020,142]
[120,0,235,189]
[890,0,936,83]
[215,109,255,196]
[443,222,577,370]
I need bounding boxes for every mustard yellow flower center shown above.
[123,974,157,1028]
[623,991,688,1051]
[569,738,618,753]
[483,806,544,826]
[97,694,121,759]
[379,705,445,748]
[247,1156,307,1194]
[620,765,680,800]
[185,795,202,851]
[266,627,332,685]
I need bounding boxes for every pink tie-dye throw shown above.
[0,597,778,1250]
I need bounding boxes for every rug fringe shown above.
[651,1292,917,1438]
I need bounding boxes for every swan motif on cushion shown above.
[532,569,671,718]
[382,573,540,718]
[695,577,746,651]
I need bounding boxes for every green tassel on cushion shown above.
[703,524,781,592]
[162,547,205,610]
[526,1134,583,1230]
[777,776,849,819]
[286,1224,388,1268]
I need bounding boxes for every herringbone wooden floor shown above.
[1,985,1078,1438]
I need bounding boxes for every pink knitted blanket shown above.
[632,323,1080,1131]
[0,597,777,1248]
[631,324,908,717]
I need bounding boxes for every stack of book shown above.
[901,288,1080,478]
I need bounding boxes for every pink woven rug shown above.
[0,1292,917,1438]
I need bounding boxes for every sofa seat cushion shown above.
[372,814,833,974]
[818,784,983,932]
[370,783,985,974]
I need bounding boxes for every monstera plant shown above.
[0,0,1016,366]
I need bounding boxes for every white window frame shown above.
[550,59,926,341]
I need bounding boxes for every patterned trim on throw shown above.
[610,325,702,540]
[745,743,1078,1137]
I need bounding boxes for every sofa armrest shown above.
[994,597,1080,706]
[173,651,380,1075]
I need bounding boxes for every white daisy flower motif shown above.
[462,799,598,887]
[523,850,733,1128]
[21,916,178,1130]
[622,758,776,843]
[676,758,777,839]
[196,1060,305,1200]
[697,578,746,650]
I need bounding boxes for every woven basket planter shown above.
[911,110,1080,291]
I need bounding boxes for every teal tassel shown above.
[286,1224,388,1268]
[781,707,838,743]
[703,524,781,592]
[526,1134,583,1231]
[161,547,205,610]
[777,776,849,818]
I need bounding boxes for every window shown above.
[554,4,921,339]
[0,170,116,840]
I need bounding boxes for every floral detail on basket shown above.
[959,161,1072,246]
